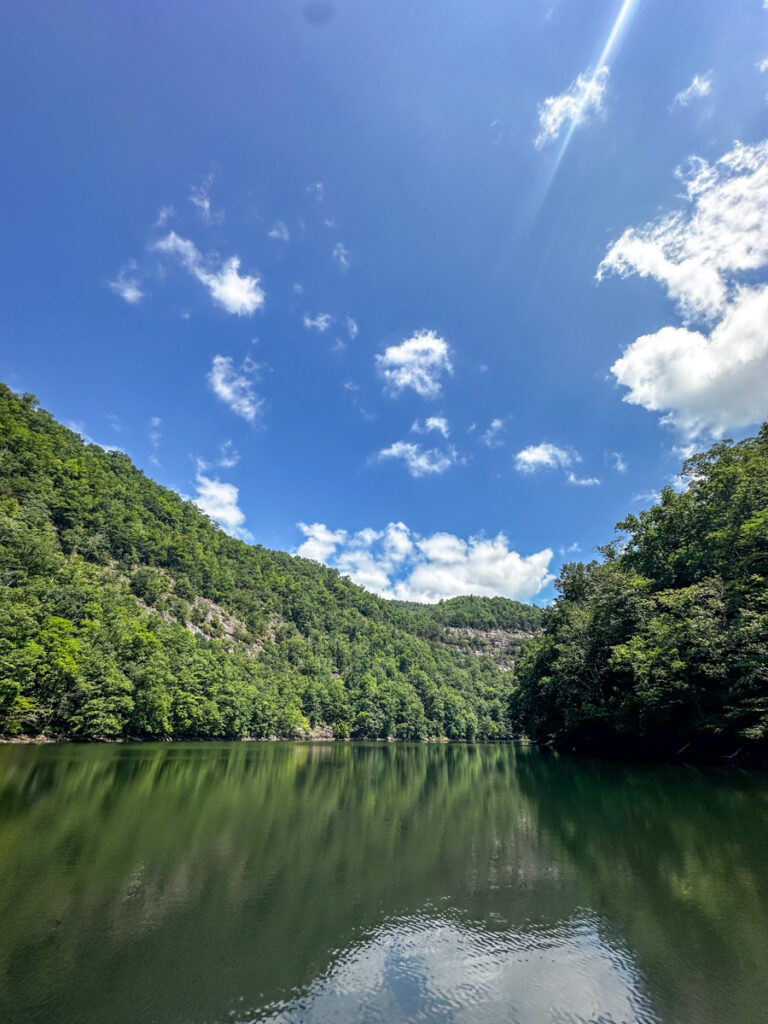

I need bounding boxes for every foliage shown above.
[512,426,768,764]
[0,385,528,741]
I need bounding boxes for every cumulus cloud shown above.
[108,260,143,304]
[411,416,450,438]
[612,452,627,472]
[207,355,264,423]
[597,140,768,322]
[333,242,350,270]
[611,284,768,437]
[152,232,264,315]
[296,521,554,603]
[514,443,575,473]
[599,139,768,436]
[374,441,459,478]
[194,463,252,541]
[346,316,359,340]
[535,65,609,148]
[673,72,713,108]
[268,221,290,242]
[376,330,453,398]
[303,312,334,331]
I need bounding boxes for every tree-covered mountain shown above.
[0,385,537,742]
[513,426,768,766]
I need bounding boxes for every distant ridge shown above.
[0,385,540,742]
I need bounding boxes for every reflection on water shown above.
[257,913,656,1024]
[0,742,766,1024]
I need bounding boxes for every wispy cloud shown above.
[108,260,143,304]
[148,416,162,466]
[207,354,264,423]
[333,242,350,270]
[268,221,290,242]
[412,416,450,439]
[189,172,223,224]
[216,439,240,468]
[672,72,712,108]
[566,472,601,486]
[374,441,460,478]
[535,65,609,148]
[481,418,505,448]
[152,232,264,315]
[303,312,334,331]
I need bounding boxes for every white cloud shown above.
[333,242,350,270]
[346,315,358,340]
[268,221,290,242]
[154,205,175,227]
[296,521,554,603]
[514,442,575,473]
[759,57,768,74]
[189,172,223,224]
[535,65,609,148]
[148,416,161,467]
[374,441,459,478]
[376,330,453,398]
[597,140,768,322]
[411,416,450,439]
[152,232,264,315]
[207,355,264,423]
[673,71,713,108]
[611,284,768,437]
[108,260,143,304]
[307,182,325,201]
[218,439,240,468]
[600,139,768,436]
[481,418,505,448]
[66,421,124,453]
[303,312,334,331]
[612,451,627,472]
[194,464,252,541]
[567,472,601,486]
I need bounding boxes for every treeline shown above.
[0,385,526,742]
[395,595,544,635]
[512,426,768,766]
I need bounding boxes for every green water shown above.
[0,743,766,1024]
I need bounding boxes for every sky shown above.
[2,0,767,605]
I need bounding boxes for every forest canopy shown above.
[512,424,768,766]
[0,385,534,742]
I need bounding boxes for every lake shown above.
[0,742,766,1024]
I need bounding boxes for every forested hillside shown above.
[0,385,535,742]
[513,426,768,766]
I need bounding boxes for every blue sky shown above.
[2,0,767,603]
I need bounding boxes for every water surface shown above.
[0,742,766,1024]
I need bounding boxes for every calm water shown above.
[0,743,766,1024]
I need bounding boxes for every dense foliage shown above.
[0,385,533,742]
[513,426,768,765]
[395,595,543,635]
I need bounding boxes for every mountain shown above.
[0,385,539,742]
[513,424,768,767]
